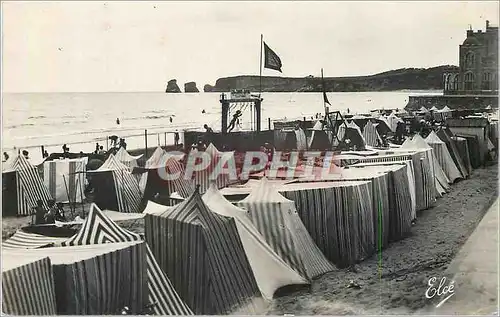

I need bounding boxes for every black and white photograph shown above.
[1,1,498,315]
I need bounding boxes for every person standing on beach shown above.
[109,135,118,147]
[203,124,213,145]
[116,118,120,125]
[95,143,100,154]
[3,152,9,162]
[98,146,105,155]
[34,200,46,225]
[170,116,173,123]
[22,150,30,160]
[174,131,180,146]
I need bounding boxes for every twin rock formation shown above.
[165,79,199,93]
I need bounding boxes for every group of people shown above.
[33,199,66,225]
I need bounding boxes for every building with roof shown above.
[444,20,498,95]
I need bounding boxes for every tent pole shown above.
[62,174,73,214]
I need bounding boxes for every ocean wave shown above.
[28,115,46,119]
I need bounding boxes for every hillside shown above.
[204,65,458,92]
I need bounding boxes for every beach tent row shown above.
[2,203,193,316]
[145,183,335,314]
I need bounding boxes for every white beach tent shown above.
[114,147,143,170]
[419,106,429,113]
[202,183,308,299]
[430,106,438,111]
[401,135,450,197]
[425,131,462,183]
[41,157,88,203]
[387,112,403,133]
[237,178,335,280]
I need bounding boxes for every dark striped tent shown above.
[3,241,148,315]
[452,136,473,175]
[202,183,309,299]
[61,203,194,315]
[278,180,374,268]
[237,178,336,278]
[2,254,57,315]
[139,147,192,206]
[2,154,53,216]
[145,187,264,315]
[455,133,482,169]
[348,164,414,242]
[436,129,469,178]
[88,154,142,213]
[41,157,87,204]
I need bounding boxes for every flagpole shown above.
[259,34,263,99]
[321,68,327,115]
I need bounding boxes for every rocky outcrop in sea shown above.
[165,79,181,93]
[184,82,200,93]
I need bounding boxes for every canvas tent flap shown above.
[425,131,462,183]
[202,183,309,300]
[238,178,335,279]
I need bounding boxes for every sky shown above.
[2,1,499,93]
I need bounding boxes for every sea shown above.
[2,90,442,163]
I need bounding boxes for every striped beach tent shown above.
[2,254,57,315]
[88,154,142,213]
[115,147,143,170]
[145,187,265,315]
[189,143,233,194]
[41,157,88,203]
[336,150,435,212]
[4,241,148,315]
[238,178,336,278]
[61,203,193,315]
[436,129,469,178]
[363,121,383,147]
[2,154,53,216]
[401,134,450,196]
[279,180,375,268]
[202,183,309,299]
[452,136,473,175]
[425,131,462,183]
[140,149,193,206]
[3,229,68,249]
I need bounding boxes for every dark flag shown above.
[263,42,282,72]
[321,68,331,105]
[323,91,331,106]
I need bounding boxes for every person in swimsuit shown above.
[227,110,242,132]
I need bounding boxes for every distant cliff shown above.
[184,82,200,93]
[204,66,458,92]
[165,79,181,93]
